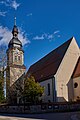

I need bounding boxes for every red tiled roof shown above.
[72,58,80,78]
[27,37,73,82]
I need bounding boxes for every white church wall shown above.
[54,37,80,102]
[73,76,80,101]
[40,77,55,102]
[67,78,74,101]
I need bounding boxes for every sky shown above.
[0,0,80,70]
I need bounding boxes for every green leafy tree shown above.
[0,46,6,68]
[23,76,44,104]
[0,70,5,103]
[0,46,6,103]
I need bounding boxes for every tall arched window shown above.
[47,83,50,96]
[18,56,20,61]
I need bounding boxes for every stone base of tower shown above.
[6,65,26,104]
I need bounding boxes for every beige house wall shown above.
[54,37,80,102]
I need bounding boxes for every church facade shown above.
[28,37,80,102]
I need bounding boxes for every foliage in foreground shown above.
[0,71,5,103]
[23,76,44,104]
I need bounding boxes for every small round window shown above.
[74,82,78,88]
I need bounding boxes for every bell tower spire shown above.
[12,17,18,38]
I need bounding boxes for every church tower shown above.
[6,18,26,103]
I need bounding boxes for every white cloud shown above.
[54,30,60,34]
[0,26,30,46]
[27,13,32,17]
[0,0,20,10]
[0,26,12,46]
[57,35,61,38]
[18,28,30,45]
[0,11,7,16]
[33,34,44,40]
[47,34,54,39]
[0,1,9,6]
[11,0,20,10]
[33,30,60,41]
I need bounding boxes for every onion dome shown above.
[8,17,22,48]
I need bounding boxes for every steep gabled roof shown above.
[27,37,73,82]
[72,58,80,78]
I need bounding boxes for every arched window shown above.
[74,82,78,88]
[18,56,20,61]
[47,83,50,96]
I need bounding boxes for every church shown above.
[28,37,80,103]
[6,19,80,104]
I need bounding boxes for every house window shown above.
[74,82,78,88]
[47,83,50,96]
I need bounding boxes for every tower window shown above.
[47,83,50,96]
[18,56,20,61]
[15,56,17,61]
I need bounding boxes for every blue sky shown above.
[0,0,80,70]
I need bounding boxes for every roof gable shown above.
[27,37,73,81]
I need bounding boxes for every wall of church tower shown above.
[6,49,26,103]
[12,49,24,66]
[9,66,25,86]
[6,65,26,103]
[7,48,24,66]
[7,49,13,66]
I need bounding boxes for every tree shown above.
[0,70,5,103]
[23,76,44,104]
[0,46,6,103]
[8,73,25,104]
[0,46,7,68]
